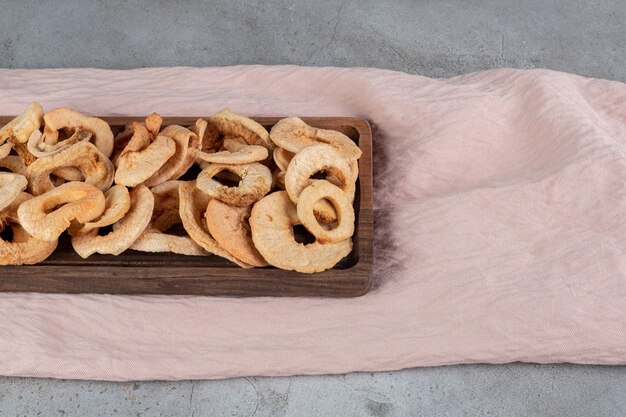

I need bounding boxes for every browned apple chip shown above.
[0,192,57,265]
[196,162,272,207]
[17,182,106,242]
[71,185,154,258]
[249,191,352,273]
[27,142,114,195]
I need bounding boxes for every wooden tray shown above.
[0,116,373,297]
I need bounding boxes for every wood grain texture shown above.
[0,116,373,297]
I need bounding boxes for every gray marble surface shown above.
[0,0,625,415]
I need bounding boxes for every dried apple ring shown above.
[28,127,92,158]
[111,124,137,165]
[51,167,84,182]
[223,137,246,147]
[315,160,359,224]
[143,123,201,187]
[112,113,165,167]
[0,102,44,144]
[131,181,208,256]
[272,169,286,190]
[114,123,176,187]
[250,191,352,273]
[27,141,114,195]
[178,181,252,267]
[199,120,221,153]
[0,143,12,160]
[0,192,57,265]
[209,109,273,150]
[196,162,272,207]
[71,185,154,258]
[270,117,361,161]
[0,173,27,212]
[148,181,181,230]
[297,180,354,243]
[171,118,204,179]
[41,108,114,157]
[205,198,268,267]
[212,169,245,183]
[273,147,294,172]
[0,156,27,176]
[69,184,131,236]
[131,229,207,255]
[194,138,268,165]
[285,144,354,204]
[144,112,162,138]
[17,182,106,242]
[116,136,176,186]
[9,140,37,166]
[328,160,359,187]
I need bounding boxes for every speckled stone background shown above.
[0,0,625,415]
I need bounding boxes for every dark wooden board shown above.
[0,116,373,297]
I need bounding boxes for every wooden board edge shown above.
[0,115,375,297]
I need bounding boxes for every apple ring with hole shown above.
[17,182,106,242]
[196,162,272,207]
[250,191,352,273]
[0,192,57,265]
[297,180,355,244]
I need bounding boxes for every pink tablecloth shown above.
[0,66,624,381]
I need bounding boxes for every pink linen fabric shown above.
[0,66,624,381]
